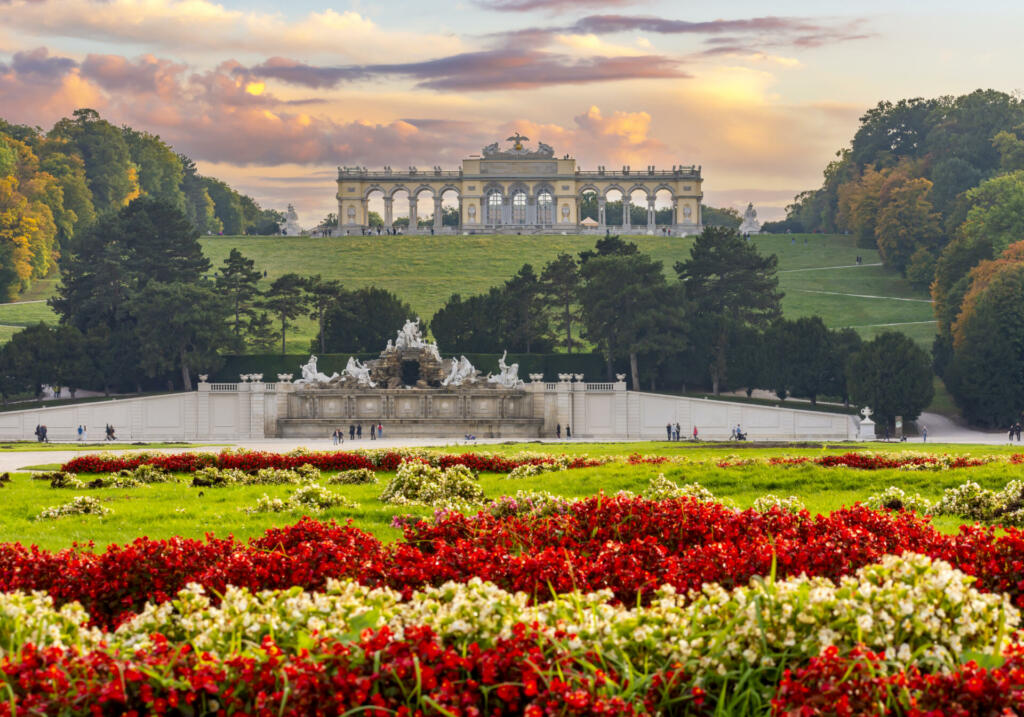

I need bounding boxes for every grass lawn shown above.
[3,442,1020,550]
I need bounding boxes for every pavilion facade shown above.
[335,133,703,235]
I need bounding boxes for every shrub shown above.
[328,468,377,484]
[752,494,806,513]
[36,496,110,520]
[864,486,933,513]
[379,461,483,507]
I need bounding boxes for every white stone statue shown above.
[738,202,761,234]
[442,356,478,387]
[295,355,339,386]
[282,203,302,236]
[487,350,523,389]
[343,356,376,387]
[395,318,426,350]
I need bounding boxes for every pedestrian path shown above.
[794,289,934,303]
[843,320,937,328]
[0,300,46,306]
[779,263,883,273]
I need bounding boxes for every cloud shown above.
[490,14,871,53]
[0,0,462,63]
[80,53,185,95]
[242,49,688,92]
[476,0,635,12]
[0,46,75,82]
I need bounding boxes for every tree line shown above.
[0,197,934,427]
[771,89,1024,426]
[0,108,282,300]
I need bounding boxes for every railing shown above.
[545,383,559,391]
[586,383,615,391]
[264,383,276,392]
[339,169,463,179]
[576,167,700,179]
[209,383,237,392]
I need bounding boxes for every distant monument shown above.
[282,204,301,236]
[738,203,761,235]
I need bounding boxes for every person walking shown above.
[77,425,83,441]
[922,425,928,443]
[565,425,571,439]
[675,422,681,441]
[357,424,362,439]
[349,424,355,441]
[82,426,87,441]
[692,425,698,441]
[556,424,561,439]
[337,427,344,445]
[377,423,383,439]
[370,424,376,440]
[666,423,672,441]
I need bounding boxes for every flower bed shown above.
[10,495,1024,631]
[61,448,606,474]
[1,554,1021,715]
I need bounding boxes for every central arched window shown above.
[537,192,553,225]
[487,192,503,224]
[512,192,527,224]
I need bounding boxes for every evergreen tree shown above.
[131,281,229,390]
[261,273,308,355]
[847,332,934,429]
[320,287,417,353]
[304,275,345,355]
[676,226,783,393]
[540,253,582,353]
[580,252,686,387]
[215,248,263,347]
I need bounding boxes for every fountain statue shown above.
[442,355,479,387]
[487,350,523,388]
[343,357,376,387]
[295,355,339,386]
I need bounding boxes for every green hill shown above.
[0,232,936,352]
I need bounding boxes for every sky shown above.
[1,0,1022,225]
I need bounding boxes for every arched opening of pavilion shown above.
[654,187,675,233]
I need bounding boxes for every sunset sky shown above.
[1,0,1020,225]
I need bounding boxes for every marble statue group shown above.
[294,320,522,390]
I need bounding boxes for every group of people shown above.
[554,424,572,438]
[331,423,385,444]
[33,424,49,442]
[1010,422,1023,441]
[730,424,747,441]
[665,422,683,441]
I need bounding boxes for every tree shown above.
[958,170,1024,255]
[215,248,263,347]
[261,273,308,355]
[502,264,547,353]
[203,177,245,235]
[0,323,57,398]
[320,287,417,353]
[178,153,220,234]
[945,261,1024,426]
[305,275,345,354]
[131,281,229,390]
[540,253,582,353]
[580,252,686,387]
[701,205,742,229]
[122,128,185,210]
[847,332,934,429]
[49,109,138,213]
[578,235,638,264]
[874,176,942,273]
[429,291,503,353]
[675,226,782,393]
[931,233,994,335]
[765,317,836,405]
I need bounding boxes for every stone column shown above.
[433,196,443,232]
[384,197,393,228]
[647,198,656,233]
[249,380,266,439]
[598,197,606,229]
[456,198,463,228]
[360,199,368,229]
[622,197,632,230]
[673,197,681,232]
[197,379,210,439]
[409,199,418,233]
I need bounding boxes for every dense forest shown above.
[772,89,1024,425]
[0,108,282,300]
